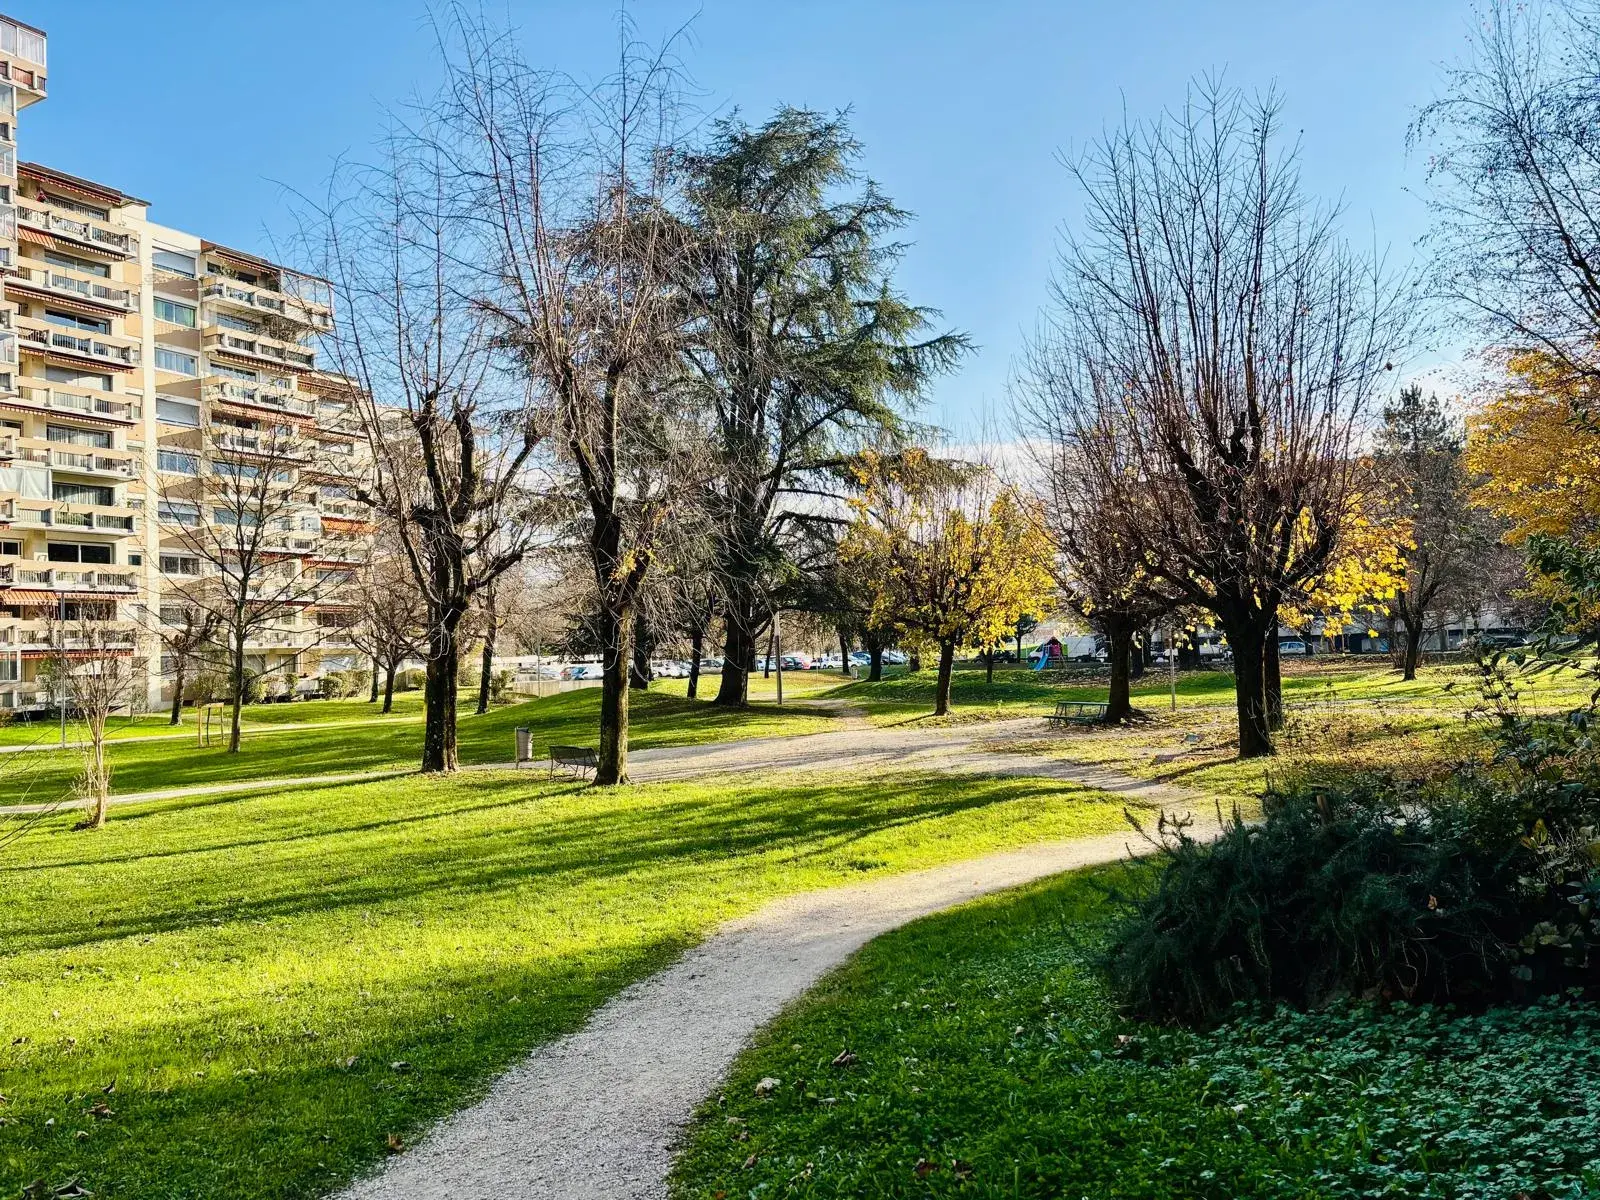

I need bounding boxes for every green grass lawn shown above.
[0,767,1134,1199]
[0,689,839,808]
[673,867,1600,1199]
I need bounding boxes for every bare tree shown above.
[441,14,708,784]
[45,611,137,830]
[147,604,221,726]
[156,420,351,752]
[1042,83,1412,756]
[1015,381,1178,721]
[1415,0,1600,383]
[303,114,548,772]
[347,547,427,713]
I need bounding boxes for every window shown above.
[44,309,109,334]
[158,500,201,527]
[213,313,257,333]
[47,424,111,449]
[213,508,260,527]
[47,543,113,565]
[43,250,107,278]
[44,192,107,222]
[53,482,113,506]
[320,485,353,499]
[154,347,198,376]
[160,554,200,576]
[212,461,261,479]
[153,297,196,327]
[128,552,142,566]
[153,249,196,278]
[44,365,112,392]
[156,449,198,475]
[155,397,200,426]
[0,539,18,557]
[210,363,257,382]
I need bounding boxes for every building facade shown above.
[0,14,366,713]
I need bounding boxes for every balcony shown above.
[26,446,138,480]
[202,277,333,332]
[0,500,136,536]
[14,384,137,423]
[211,429,311,461]
[17,202,135,259]
[203,329,315,373]
[0,564,136,592]
[0,19,47,101]
[19,323,139,369]
[205,381,316,419]
[10,264,136,313]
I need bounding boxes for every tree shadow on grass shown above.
[0,774,1070,952]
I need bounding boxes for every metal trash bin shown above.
[515,727,532,765]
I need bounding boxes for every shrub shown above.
[1104,718,1600,1024]
[242,672,267,705]
[322,672,349,700]
[398,668,425,692]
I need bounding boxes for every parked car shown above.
[560,663,604,681]
[653,660,690,679]
[1277,639,1311,656]
[779,653,814,671]
[882,650,909,665]
[848,651,873,667]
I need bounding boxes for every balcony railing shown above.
[17,203,134,257]
[20,325,139,367]
[0,565,135,591]
[0,19,47,71]
[206,381,316,417]
[11,265,135,311]
[41,449,137,479]
[14,384,136,422]
[204,330,316,371]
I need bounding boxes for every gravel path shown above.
[337,735,1213,1200]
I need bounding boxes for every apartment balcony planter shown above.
[17,202,135,259]
[18,324,139,370]
[9,265,135,313]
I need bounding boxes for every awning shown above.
[0,590,131,605]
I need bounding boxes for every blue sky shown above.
[17,0,1470,433]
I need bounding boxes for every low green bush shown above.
[1104,710,1600,1024]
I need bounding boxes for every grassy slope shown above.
[0,767,1132,1199]
[672,867,1600,1199]
[0,689,838,807]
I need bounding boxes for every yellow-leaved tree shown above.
[841,451,1055,716]
[1466,350,1600,624]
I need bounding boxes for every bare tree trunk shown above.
[838,627,852,677]
[868,636,884,682]
[370,658,379,703]
[1401,614,1424,681]
[1106,624,1135,724]
[383,660,397,714]
[84,713,109,830]
[687,625,704,700]
[985,648,995,684]
[169,660,185,726]
[714,593,758,707]
[630,612,652,692]
[1264,630,1283,731]
[933,640,956,715]
[1227,621,1274,758]
[228,626,246,754]
[477,591,498,715]
[909,649,922,672]
[596,600,633,785]
[422,604,464,773]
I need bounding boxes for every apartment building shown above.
[0,13,367,712]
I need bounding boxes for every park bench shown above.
[1046,700,1107,726]
[548,744,599,779]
